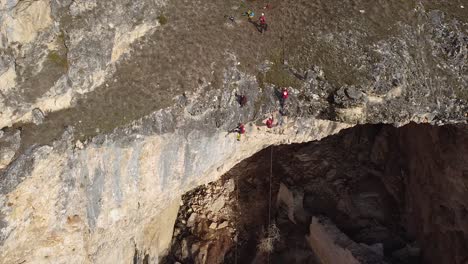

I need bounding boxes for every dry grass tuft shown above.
[257,224,281,253]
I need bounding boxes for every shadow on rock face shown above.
[162,123,468,264]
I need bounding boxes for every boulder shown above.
[208,196,225,214]
[187,213,198,228]
[217,221,229,229]
[31,108,45,125]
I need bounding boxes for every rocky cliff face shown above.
[397,124,468,264]
[1,113,348,264]
[164,123,467,264]
[0,0,467,263]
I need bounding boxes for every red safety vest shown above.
[239,125,245,134]
[266,118,273,128]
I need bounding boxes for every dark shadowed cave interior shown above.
[160,123,468,264]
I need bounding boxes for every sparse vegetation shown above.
[252,89,267,119]
[257,72,265,89]
[57,31,65,44]
[158,14,168,25]
[258,237,275,253]
[47,51,68,69]
[257,224,281,253]
[260,49,302,89]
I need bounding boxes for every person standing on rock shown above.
[280,87,289,107]
[259,13,268,33]
[266,116,274,128]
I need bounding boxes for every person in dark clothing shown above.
[236,94,248,107]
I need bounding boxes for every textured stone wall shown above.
[397,124,468,264]
[0,115,348,263]
[307,217,370,264]
[0,0,466,263]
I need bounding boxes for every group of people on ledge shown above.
[232,87,289,141]
[226,4,270,33]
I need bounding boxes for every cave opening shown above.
[162,123,467,264]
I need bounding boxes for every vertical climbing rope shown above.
[235,135,242,264]
[267,146,273,264]
[235,161,240,264]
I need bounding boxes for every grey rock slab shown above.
[187,213,197,228]
[32,108,45,125]
[0,130,21,170]
[209,222,217,229]
[208,196,225,214]
[217,221,229,229]
[224,179,235,194]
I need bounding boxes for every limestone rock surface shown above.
[0,0,466,263]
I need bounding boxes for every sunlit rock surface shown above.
[0,0,466,263]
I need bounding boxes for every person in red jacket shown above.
[232,123,245,134]
[282,87,289,99]
[237,123,245,134]
[259,13,268,33]
[266,116,274,128]
[280,87,289,107]
[234,123,245,141]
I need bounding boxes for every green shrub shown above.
[262,49,301,88]
[158,15,168,25]
[47,51,68,69]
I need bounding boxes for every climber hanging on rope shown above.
[227,123,245,134]
[235,123,246,134]
[234,123,246,141]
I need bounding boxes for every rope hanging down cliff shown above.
[267,146,273,264]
